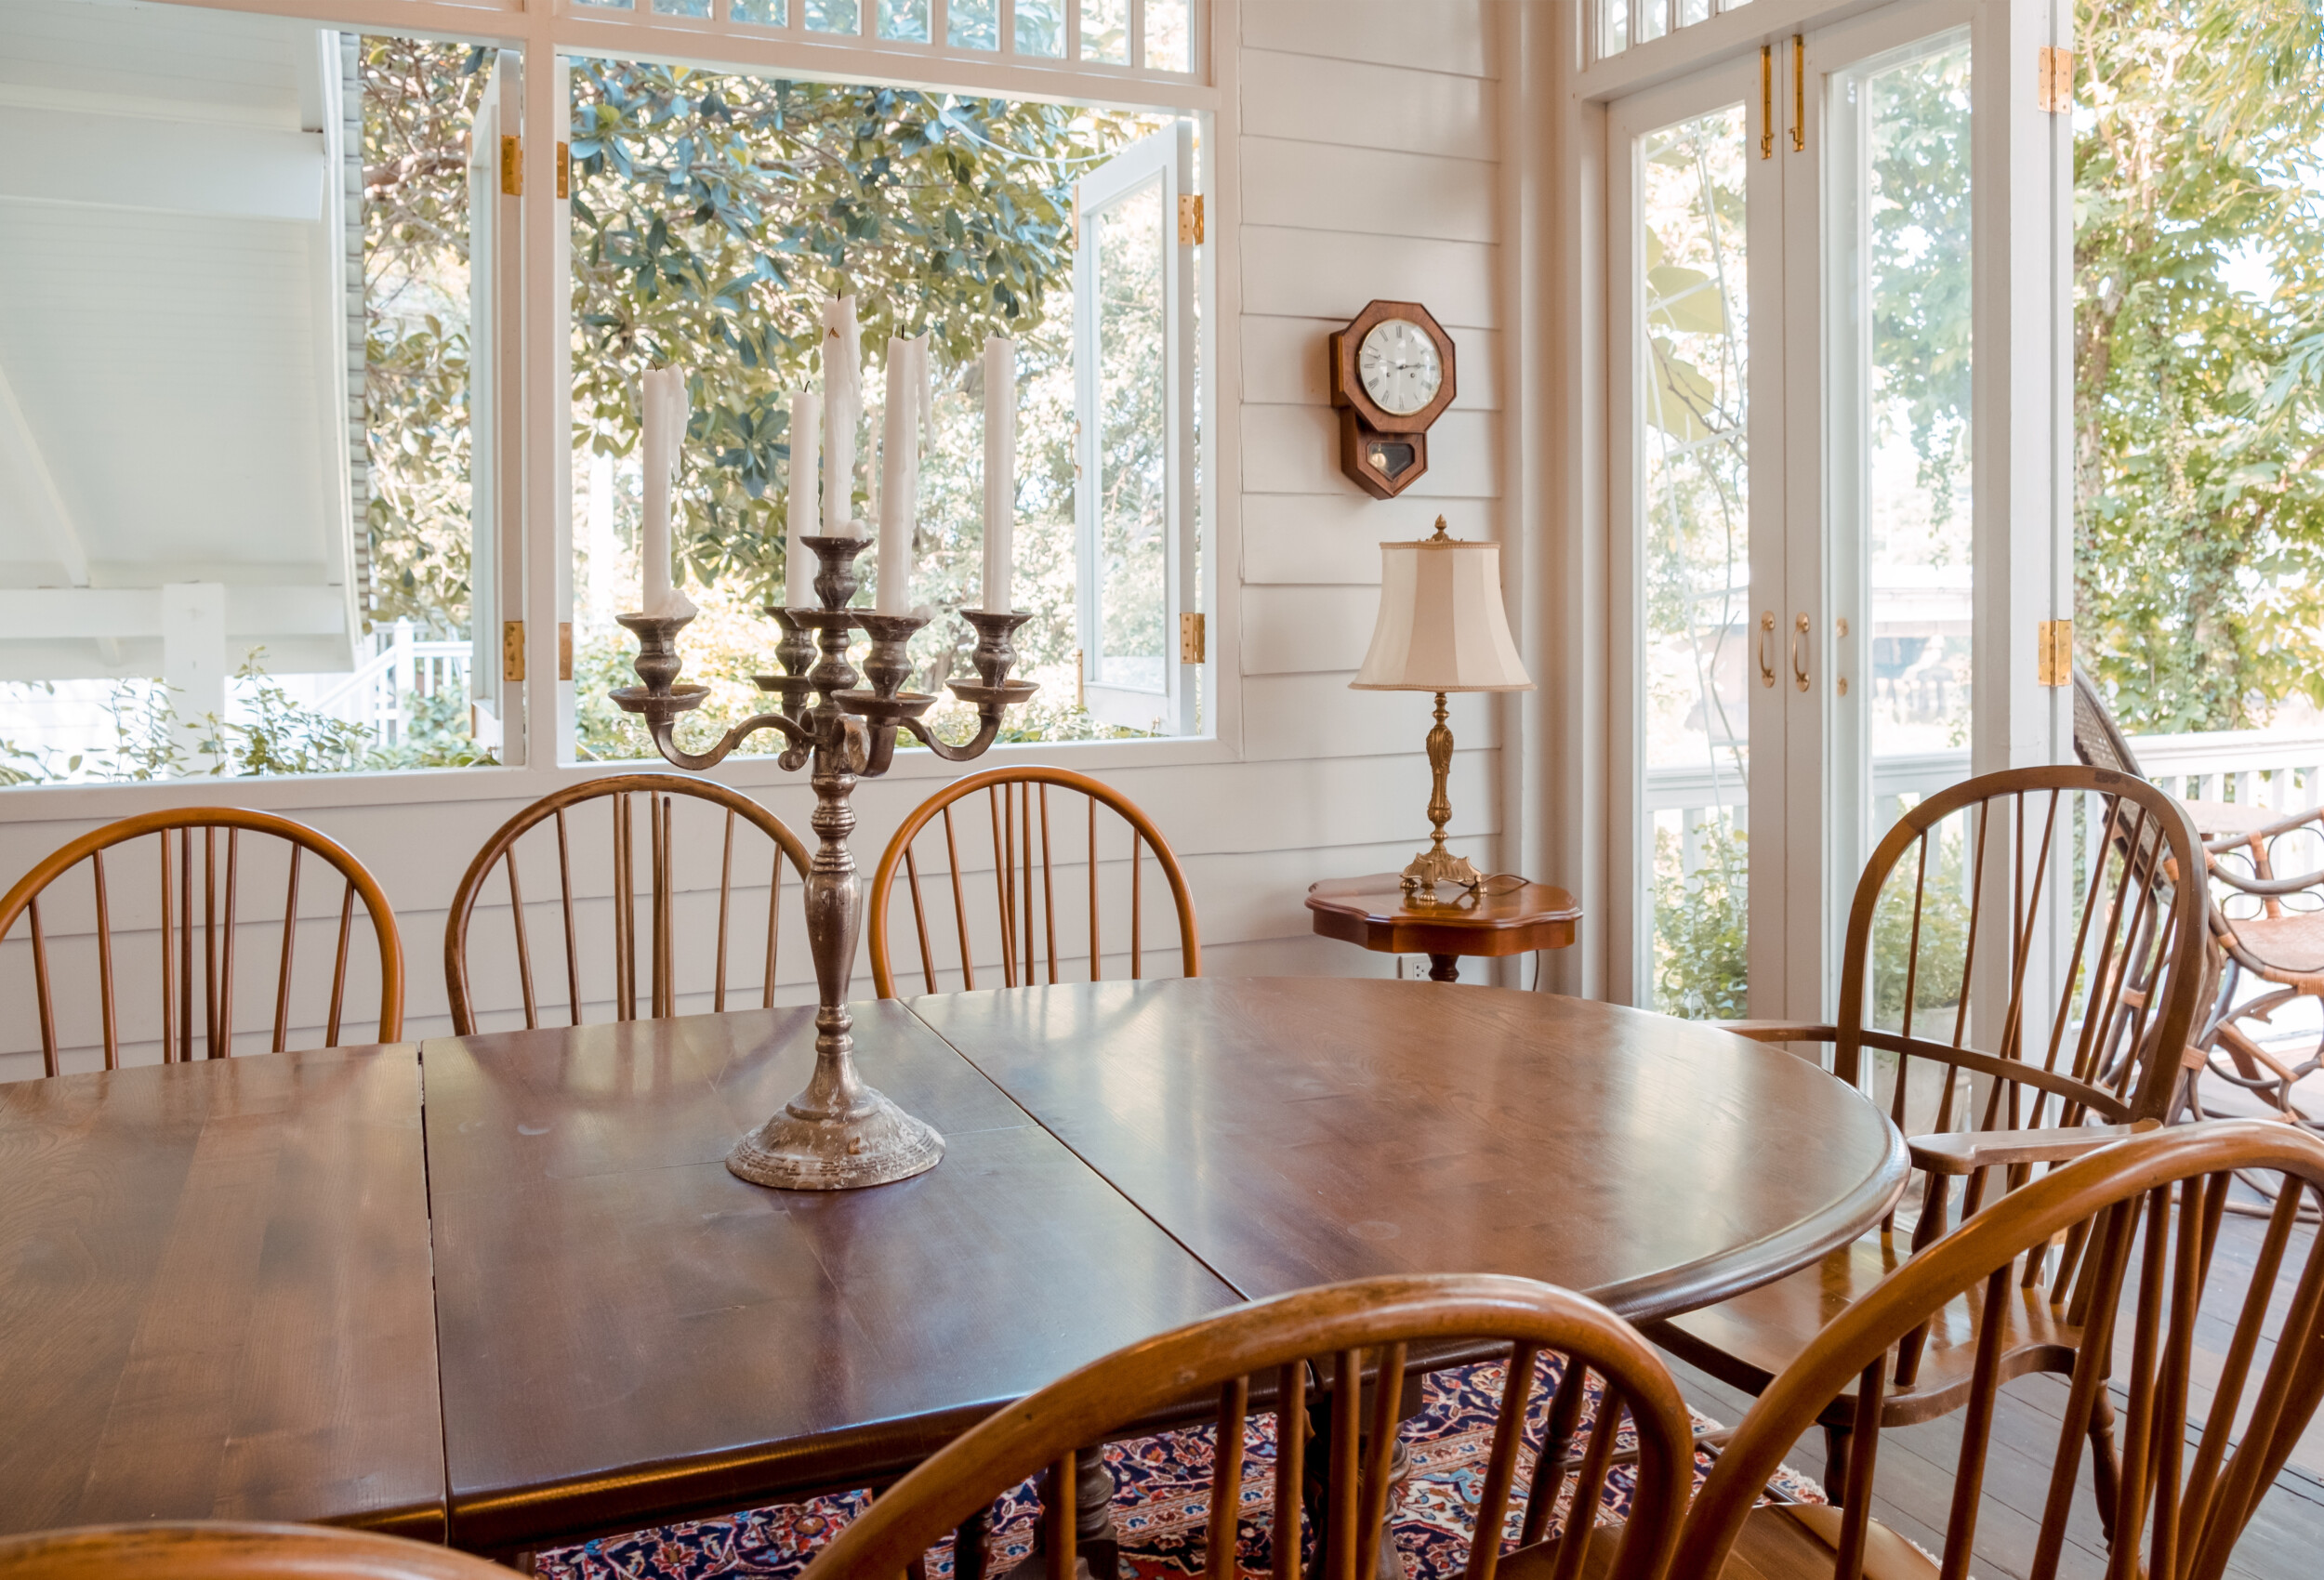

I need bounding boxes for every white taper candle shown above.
[876,336,924,616]
[786,390,821,609]
[639,367,696,618]
[981,336,1015,614]
[819,296,861,537]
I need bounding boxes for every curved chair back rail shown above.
[444,772,811,1035]
[868,765,1199,998]
[1837,767,2211,1204]
[0,1521,514,1580]
[1673,1121,2324,1580]
[798,1272,1695,1580]
[0,807,404,1076]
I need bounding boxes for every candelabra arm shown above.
[899,708,1006,762]
[640,711,812,774]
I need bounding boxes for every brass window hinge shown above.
[556,140,569,200]
[1179,612,1206,664]
[558,621,573,681]
[2038,46,2075,113]
[2038,618,2073,686]
[503,620,526,683]
[1760,45,1775,160]
[1178,193,1204,245]
[500,134,522,196]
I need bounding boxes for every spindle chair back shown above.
[0,1521,516,1580]
[1671,1121,2324,1580]
[796,1273,1695,1580]
[1650,766,2212,1484]
[444,773,811,1034]
[868,766,1199,998]
[0,808,403,1077]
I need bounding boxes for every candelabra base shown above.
[726,1087,945,1191]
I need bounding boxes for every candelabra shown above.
[613,533,1034,1189]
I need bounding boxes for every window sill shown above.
[0,730,1236,824]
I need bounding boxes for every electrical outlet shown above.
[1394,955,1434,981]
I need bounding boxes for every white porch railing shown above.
[1646,728,2324,876]
[311,619,469,745]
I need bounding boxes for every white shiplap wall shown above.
[0,0,1514,1080]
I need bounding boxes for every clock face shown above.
[1357,318,1443,417]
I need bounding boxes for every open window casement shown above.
[466,50,522,749]
[1073,123,1197,735]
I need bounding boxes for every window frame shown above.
[0,0,1229,821]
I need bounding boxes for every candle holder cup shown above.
[613,534,1036,1189]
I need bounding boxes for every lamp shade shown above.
[1351,530,1534,692]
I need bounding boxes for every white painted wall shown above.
[0,0,1519,1082]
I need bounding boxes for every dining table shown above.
[0,976,1908,1555]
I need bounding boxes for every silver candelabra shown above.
[613,533,1034,1189]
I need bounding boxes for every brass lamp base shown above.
[1401,846,1484,897]
[1399,690,1481,902]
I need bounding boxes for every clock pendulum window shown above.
[1328,299,1457,500]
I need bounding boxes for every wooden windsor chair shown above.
[1650,764,2212,1494]
[2072,667,2324,1208]
[0,808,403,1077]
[796,1273,1695,1580]
[444,773,811,1034]
[0,1521,513,1580]
[1669,1120,2324,1580]
[867,766,1199,998]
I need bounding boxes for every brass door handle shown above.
[1758,612,1776,688]
[1791,613,1811,692]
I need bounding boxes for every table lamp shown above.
[1352,517,1534,897]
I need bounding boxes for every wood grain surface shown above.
[0,1047,442,1537]
[420,1001,1242,1554]
[907,979,1908,1321]
[1305,875,1581,966]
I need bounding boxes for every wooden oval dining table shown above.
[0,977,1907,1556]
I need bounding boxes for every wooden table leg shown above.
[1427,955,1460,982]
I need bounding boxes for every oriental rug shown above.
[538,1352,1822,1580]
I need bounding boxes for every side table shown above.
[1306,874,1581,983]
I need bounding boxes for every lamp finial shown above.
[1428,515,1451,542]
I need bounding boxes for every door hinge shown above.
[558,621,573,681]
[2038,46,2075,113]
[503,620,526,683]
[1178,193,1205,245]
[2038,618,2073,687]
[556,140,569,200]
[499,134,522,196]
[1180,612,1206,664]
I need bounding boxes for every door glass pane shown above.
[1830,33,1973,868]
[877,0,929,41]
[1016,0,1065,57]
[1638,105,1750,1018]
[1090,177,1167,692]
[947,0,997,49]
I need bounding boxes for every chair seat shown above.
[2185,798,2287,841]
[1499,1504,1934,1580]
[2221,909,2324,978]
[1644,1232,2081,1427]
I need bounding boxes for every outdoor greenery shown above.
[2075,0,2324,730]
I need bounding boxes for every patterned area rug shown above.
[539,1353,1823,1580]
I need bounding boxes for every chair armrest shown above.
[1711,1020,1839,1044]
[1909,1120,2160,1177]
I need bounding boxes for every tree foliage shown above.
[569,64,1137,599]
[2075,0,2324,731]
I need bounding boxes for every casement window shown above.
[0,0,1212,789]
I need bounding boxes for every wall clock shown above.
[1328,299,1457,500]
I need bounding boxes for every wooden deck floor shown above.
[1657,1194,2324,1580]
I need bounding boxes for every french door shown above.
[1610,2,1987,1021]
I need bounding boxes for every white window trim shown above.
[0,0,1233,823]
